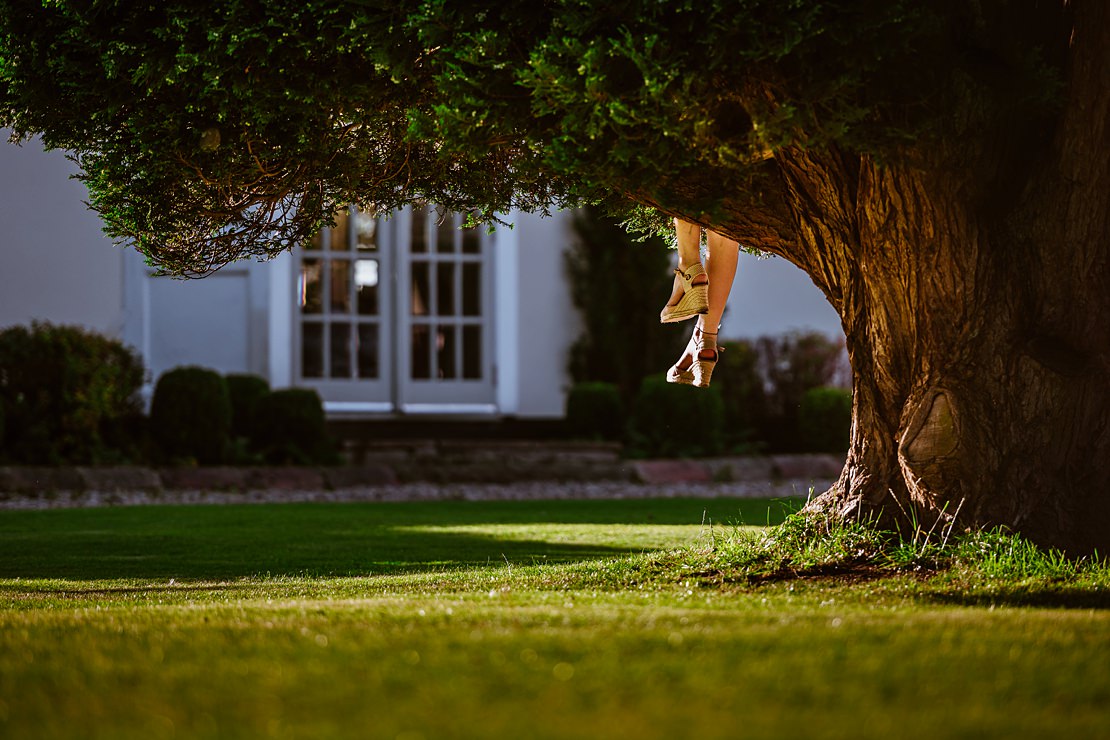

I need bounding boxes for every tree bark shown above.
[699,1,1110,552]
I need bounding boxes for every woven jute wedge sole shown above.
[666,326,719,388]
[691,358,716,388]
[666,364,695,385]
[659,264,709,323]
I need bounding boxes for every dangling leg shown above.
[660,218,710,323]
[698,229,740,337]
[668,229,740,388]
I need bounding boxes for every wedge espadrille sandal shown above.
[666,326,721,389]
[659,263,709,323]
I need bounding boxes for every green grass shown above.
[1,498,1109,740]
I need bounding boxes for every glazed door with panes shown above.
[396,205,496,409]
[297,207,392,406]
[297,205,495,412]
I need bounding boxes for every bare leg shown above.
[672,229,740,374]
[698,230,740,340]
[665,218,706,307]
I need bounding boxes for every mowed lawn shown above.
[1,498,1108,740]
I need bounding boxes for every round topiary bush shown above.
[627,375,725,458]
[799,386,852,453]
[225,373,271,440]
[0,322,146,464]
[250,388,338,465]
[565,382,624,440]
[149,366,232,464]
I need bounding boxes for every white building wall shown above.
[511,211,579,418]
[721,252,844,341]
[0,134,124,336]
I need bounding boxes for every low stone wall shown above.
[0,443,845,509]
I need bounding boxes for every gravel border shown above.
[0,479,833,510]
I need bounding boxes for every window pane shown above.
[355,259,379,315]
[436,262,456,317]
[330,260,351,313]
[411,205,427,253]
[411,261,429,316]
[462,224,481,254]
[463,326,482,379]
[355,209,377,251]
[329,209,350,251]
[437,325,457,380]
[330,323,351,379]
[411,325,431,380]
[462,263,481,316]
[300,259,323,314]
[436,213,455,253]
[357,323,379,379]
[302,322,323,378]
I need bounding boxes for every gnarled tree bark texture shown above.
[705,3,1109,552]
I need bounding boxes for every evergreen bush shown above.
[149,366,232,464]
[755,331,849,452]
[713,340,768,452]
[565,382,624,441]
[565,207,686,404]
[799,387,852,453]
[225,373,271,440]
[250,388,339,465]
[627,376,724,458]
[0,322,145,464]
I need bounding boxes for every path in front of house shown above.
[0,478,828,510]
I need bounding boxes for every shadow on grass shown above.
[921,587,1110,610]
[0,526,640,581]
[0,498,797,582]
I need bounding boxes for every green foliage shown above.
[0,1,1064,271]
[565,207,684,401]
[0,322,145,464]
[565,382,624,441]
[250,388,339,465]
[225,373,271,440]
[712,340,767,451]
[798,386,852,453]
[149,366,232,464]
[755,331,848,452]
[627,376,724,458]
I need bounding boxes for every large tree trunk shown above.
[703,1,1110,552]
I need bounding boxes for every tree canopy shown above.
[5,0,1107,550]
[1,0,1056,273]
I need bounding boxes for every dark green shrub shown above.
[799,387,852,453]
[250,388,339,465]
[756,331,849,452]
[150,366,232,464]
[713,340,768,452]
[565,382,624,440]
[565,207,686,404]
[0,322,145,464]
[627,376,724,458]
[225,373,271,439]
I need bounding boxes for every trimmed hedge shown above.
[0,322,145,464]
[565,382,624,441]
[225,373,271,440]
[250,388,339,465]
[799,386,852,453]
[626,376,724,458]
[150,366,232,464]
